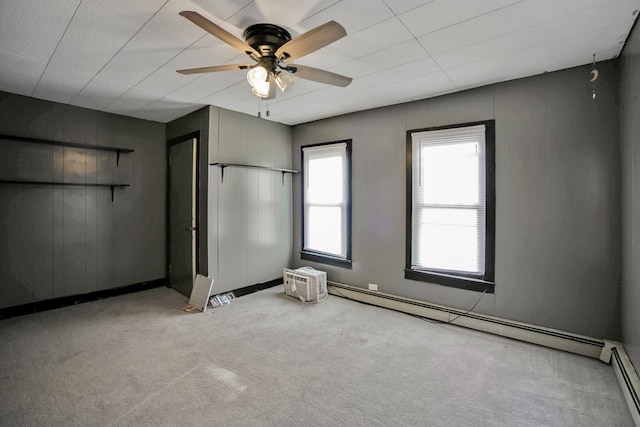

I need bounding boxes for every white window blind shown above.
[411,124,486,275]
[303,143,348,258]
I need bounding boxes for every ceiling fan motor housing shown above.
[243,24,292,58]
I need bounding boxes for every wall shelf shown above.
[210,162,299,184]
[1,134,133,201]
[0,179,129,202]
[0,134,134,166]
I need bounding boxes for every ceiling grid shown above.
[0,0,637,125]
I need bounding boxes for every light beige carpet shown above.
[0,286,633,426]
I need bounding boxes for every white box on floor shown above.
[283,267,327,302]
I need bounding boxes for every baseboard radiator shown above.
[328,281,612,357]
[611,346,640,426]
[328,281,640,423]
[327,281,640,423]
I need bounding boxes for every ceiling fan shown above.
[177,11,352,100]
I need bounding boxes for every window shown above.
[301,140,352,268]
[406,121,495,293]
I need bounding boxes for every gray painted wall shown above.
[0,91,166,309]
[168,106,293,295]
[210,108,293,293]
[292,62,621,340]
[621,23,640,369]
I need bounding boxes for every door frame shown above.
[167,131,200,283]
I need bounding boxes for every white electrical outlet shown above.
[368,283,378,291]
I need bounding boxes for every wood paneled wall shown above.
[0,92,166,309]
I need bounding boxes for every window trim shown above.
[405,120,495,293]
[301,140,352,269]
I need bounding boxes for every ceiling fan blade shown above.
[275,21,346,61]
[179,11,259,56]
[177,64,252,75]
[289,64,352,87]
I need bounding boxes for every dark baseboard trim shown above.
[0,278,168,320]
[233,278,282,298]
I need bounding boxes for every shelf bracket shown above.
[210,162,298,184]
[116,150,121,167]
[220,165,226,183]
[110,185,115,202]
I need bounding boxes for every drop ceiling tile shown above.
[97,0,168,26]
[329,58,378,79]
[97,25,191,87]
[148,0,252,43]
[372,39,432,67]
[169,38,246,74]
[190,0,256,21]
[224,0,341,28]
[332,39,431,78]
[268,99,343,125]
[135,66,199,98]
[0,52,46,97]
[168,72,246,103]
[137,46,243,96]
[304,86,354,106]
[399,0,522,39]
[138,97,203,122]
[49,0,145,76]
[103,87,159,116]
[366,70,457,104]
[286,47,353,70]
[279,79,326,98]
[348,57,442,92]
[265,85,330,110]
[196,81,252,106]
[341,69,456,112]
[292,0,394,35]
[419,0,611,56]
[272,89,326,109]
[330,17,414,60]
[223,96,265,116]
[32,64,92,104]
[0,0,638,127]
[0,0,80,62]
[383,0,435,15]
[71,77,129,111]
[148,0,212,41]
[433,4,637,70]
[445,23,629,89]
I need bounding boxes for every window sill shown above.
[404,269,494,293]
[301,251,352,269]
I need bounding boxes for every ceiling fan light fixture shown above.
[247,65,269,88]
[275,73,295,92]
[251,77,272,98]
